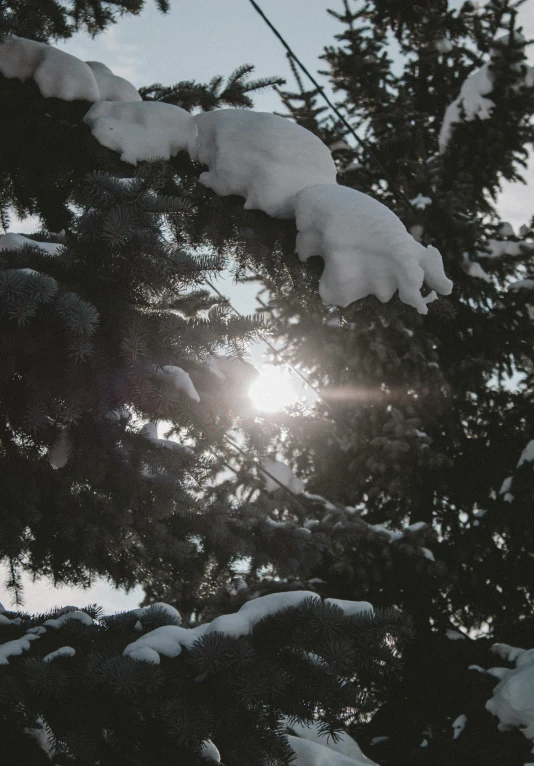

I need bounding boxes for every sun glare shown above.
[248,365,300,413]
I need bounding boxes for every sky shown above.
[3,0,534,614]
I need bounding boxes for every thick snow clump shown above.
[83,101,197,164]
[0,232,62,256]
[190,109,338,217]
[294,184,452,314]
[485,643,534,741]
[261,458,305,495]
[123,591,373,664]
[288,720,376,764]
[288,735,377,766]
[0,35,140,102]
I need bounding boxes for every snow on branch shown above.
[294,184,452,314]
[485,643,534,742]
[439,33,534,154]
[0,36,453,314]
[0,35,140,102]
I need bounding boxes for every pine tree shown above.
[0,5,417,764]
[209,1,534,763]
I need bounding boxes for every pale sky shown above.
[3,0,533,614]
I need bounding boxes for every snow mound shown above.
[84,101,197,165]
[324,599,373,618]
[464,258,491,282]
[486,643,534,741]
[289,721,375,765]
[157,365,200,402]
[410,194,432,210]
[294,184,452,314]
[479,239,524,259]
[452,713,467,739]
[141,422,193,454]
[0,35,139,102]
[123,591,371,664]
[509,279,534,291]
[518,440,534,468]
[288,735,377,766]
[86,61,141,102]
[48,430,70,469]
[43,646,75,662]
[261,458,305,495]
[439,63,494,153]
[44,610,93,629]
[0,232,61,256]
[190,109,337,218]
[0,633,40,664]
[200,740,221,762]
[440,33,534,152]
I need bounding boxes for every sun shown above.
[248,365,300,413]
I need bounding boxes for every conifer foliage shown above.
[1,0,534,764]
[0,596,410,766]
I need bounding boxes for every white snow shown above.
[438,31,533,153]
[24,718,54,758]
[0,232,61,256]
[446,629,466,640]
[369,524,403,541]
[43,646,75,662]
[500,477,513,495]
[131,602,182,623]
[157,365,200,402]
[518,440,534,468]
[509,279,534,291]
[191,109,337,218]
[0,633,40,664]
[0,35,139,103]
[83,101,197,165]
[464,258,491,282]
[261,458,305,495]
[0,35,100,101]
[294,184,452,314]
[44,610,93,629]
[410,194,432,210]
[421,547,436,562]
[123,591,370,664]
[288,721,375,764]
[452,714,467,739]
[435,35,454,54]
[324,599,373,617]
[439,63,494,152]
[486,643,534,741]
[26,626,47,635]
[141,422,193,454]
[124,625,190,664]
[288,735,377,766]
[479,239,524,259]
[200,740,221,762]
[48,430,70,470]
[407,521,427,532]
[85,61,141,102]
[0,614,22,625]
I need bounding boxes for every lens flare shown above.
[248,365,300,413]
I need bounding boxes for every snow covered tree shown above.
[203,0,534,762]
[0,8,417,764]
[0,594,411,766]
[4,0,533,762]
